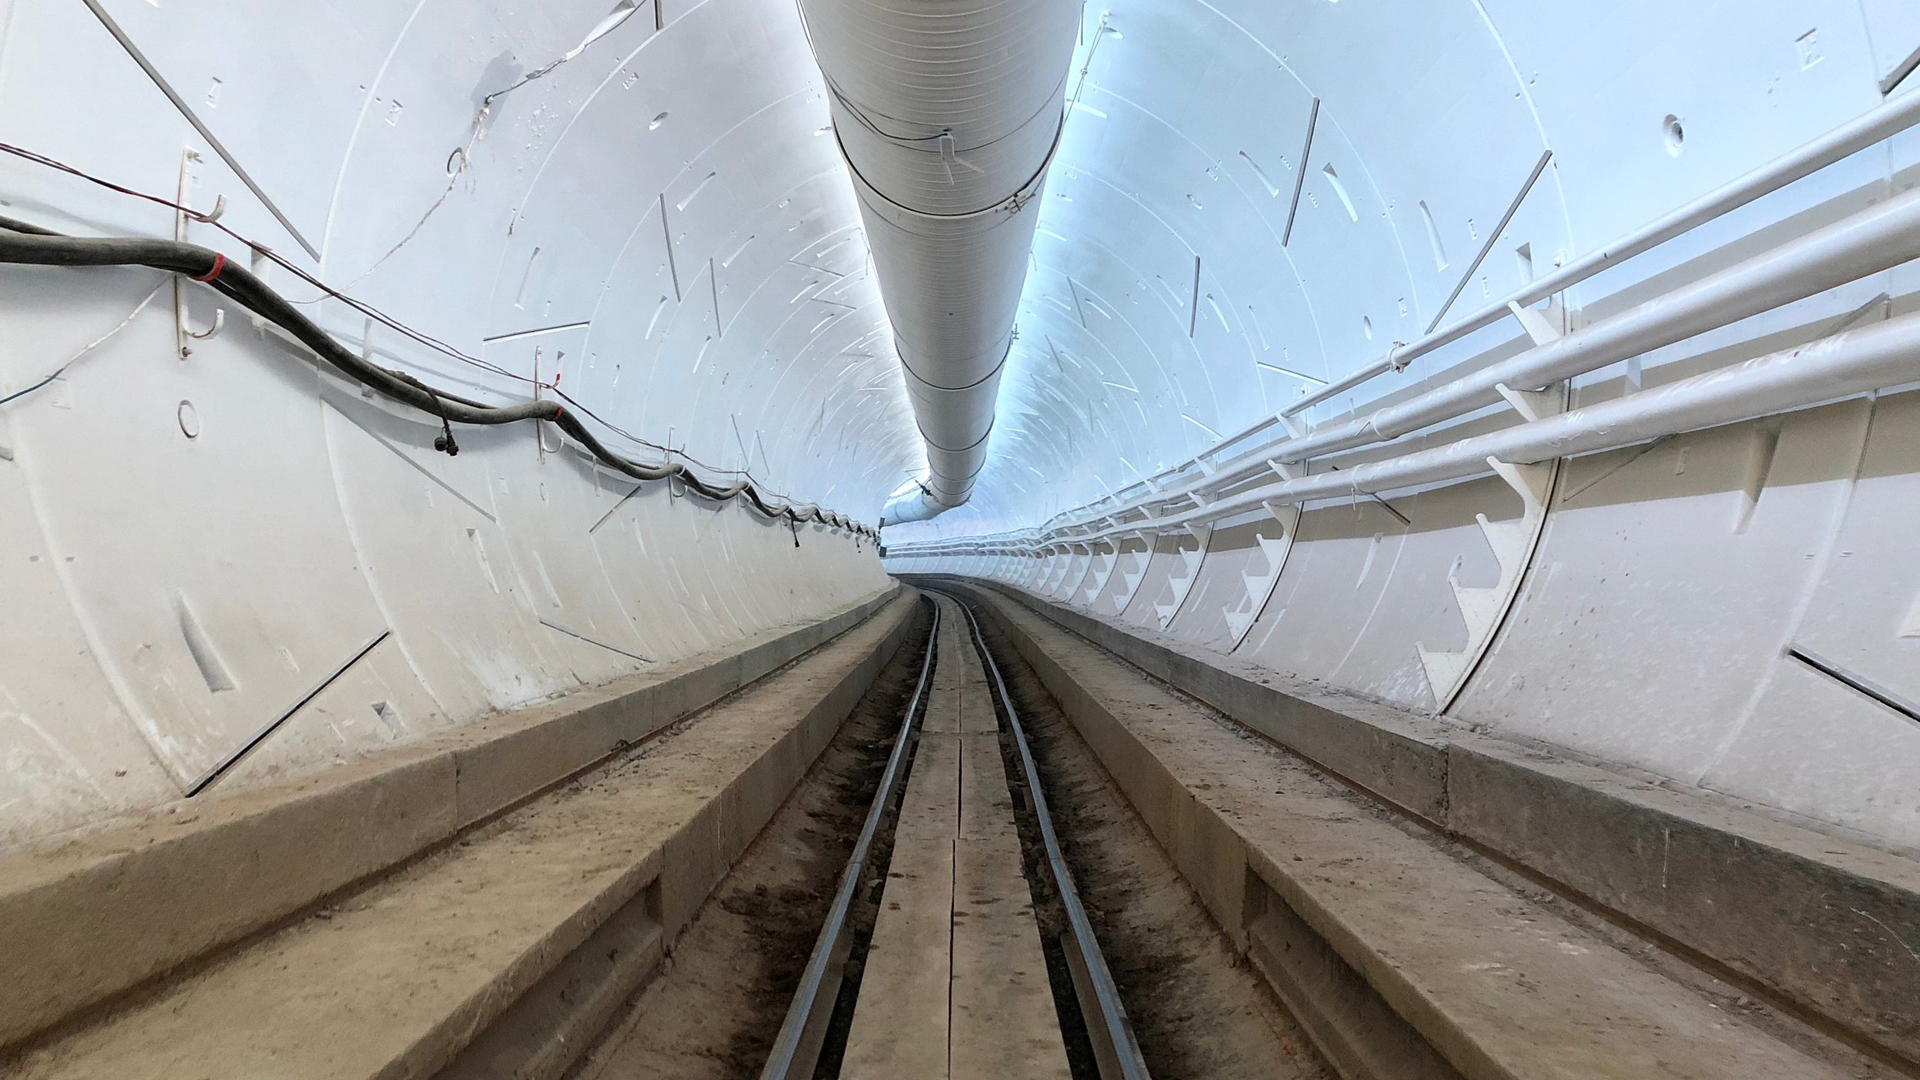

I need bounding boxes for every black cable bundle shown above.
[0,217,876,538]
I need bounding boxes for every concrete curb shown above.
[436,590,923,1080]
[927,576,1920,1068]
[0,585,903,1051]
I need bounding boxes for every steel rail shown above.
[759,599,941,1080]
[942,590,1153,1080]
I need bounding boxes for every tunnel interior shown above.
[1,1,1918,1077]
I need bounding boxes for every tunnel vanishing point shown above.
[1,2,1919,1078]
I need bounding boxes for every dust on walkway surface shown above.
[576,616,931,1080]
[977,614,1334,1080]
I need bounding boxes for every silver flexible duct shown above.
[798,0,1079,526]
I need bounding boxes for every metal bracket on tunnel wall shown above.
[1026,546,1053,592]
[1055,543,1094,601]
[1107,532,1156,616]
[1024,547,1048,591]
[1013,545,1044,588]
[1224,500,1301,649]
[1416,349,1569,710]
[1078,539,1120,605]
[1020,547,1051,591]
[1153,523,1212,629]
[172,148,226,360]
[1038,545,1073,594]
[1002,549,1027,586]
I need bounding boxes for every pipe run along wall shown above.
[798,0,1080,525]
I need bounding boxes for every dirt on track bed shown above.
[573,608,933,1080]
[972,613,1335,1080]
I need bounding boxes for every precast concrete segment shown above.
[798,0,1080,522]
[0,588,910,1068]
[841,596,1071,1080]
[929,575,1920,1069]
[951,581,1891,1080]
[6,592,917,1080]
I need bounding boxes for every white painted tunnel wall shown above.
[886,0,1920,853]
[0,0,907,848]
[4,0,1920,858]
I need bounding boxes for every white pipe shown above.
[895,63,1920,555]
[1059,182,1920,530]
[1293,182,1920,459]
[799,0,1078,526]
[895,308,1920,557]
[1283,88,1920,417]
[880,484,944,526]
[1028,90,1920,535]
[1060,309,1920,544]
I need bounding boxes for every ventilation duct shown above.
[798,0,1079,526]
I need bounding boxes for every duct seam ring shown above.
[901,340,1013,393]
[824,66,1074,157]
[835,111,1065,221]
[916,415,996,456]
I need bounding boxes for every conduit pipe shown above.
[1077,308,1920,539]
[1282,87,1920,418]
[1043,90,1920,531]
[1292,183,1920,461]
[898,298,1920,557]
[944,309,1920,552]
[900,305,1920,557]
[797,0,1079,526]
[1059,182,1920,529]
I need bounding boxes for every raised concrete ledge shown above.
[925,577,1920,1068]
[918,579,1453,823]
[11,590,923,1080]
[1448,740,1920,1062]
[955,583,1866,1080]
[0,584,902,1052]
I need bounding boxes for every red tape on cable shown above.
[191,252,226,283]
